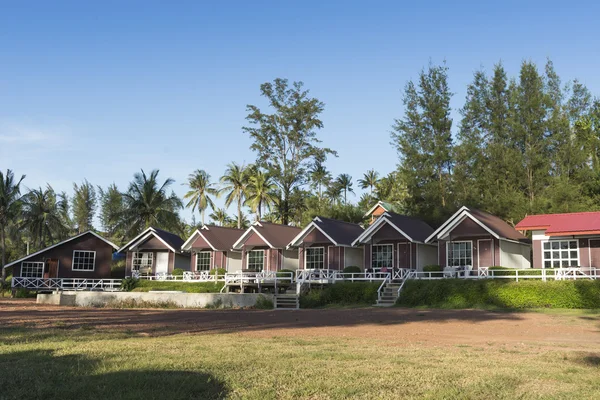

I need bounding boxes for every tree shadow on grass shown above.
[0,349,228,400]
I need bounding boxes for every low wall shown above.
[37,291,273,309]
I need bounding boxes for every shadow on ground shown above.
[0,298,527,338]
[0,349,228,400]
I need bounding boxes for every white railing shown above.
[12,277,122,291]
[411,267,599,281]
[377,273,391,303]
[397,270,416,297]
[222,271,294,291]
[132,271,226,282]
[296,268,394,283]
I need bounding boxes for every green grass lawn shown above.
[1,321,599,399]
[131,280,224,293]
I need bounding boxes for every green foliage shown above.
[422,265,442,272]
[254,294,274,309]
[277,269,296,279]
[244,78,337,224]
[343,266,362,274]
[397,279,600,309]
[72,180,97,233]
[120,277,139,291]
[14,288,37,298]
[209,268,227,276]
[110,260,126,279]
[131,280,224,293]
[184,169,218,225]
[171,268,184,276]
[487,267,556,276]
[300,282,379,308]
[116,169,183,239]
[104,298,179,309]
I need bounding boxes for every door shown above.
[477,239,493,270]
[397,243,410,269]
[155,252,169,274]
[45,259,59,278]
[589,240,600,269]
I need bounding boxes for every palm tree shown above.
[209,208,230,226]
[21,185,70,249]
[325,182,343,205]
[358,169,380,197]
[0,169,25,283]
[224,211,250,229]
[309,161,331,202]
[336,174,354,204]
[220,163,250,229]
[117,169,183,238]
[245,170,279,221]
[184,170,219,225]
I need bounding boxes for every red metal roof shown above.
[515,212,600,235]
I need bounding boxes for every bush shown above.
[343,266,362,274]
[254,295,274,309]
[277,269,295,279]
[488,267,555,277]
[300,282,379,308]
[131,280,224,293]
[209,268,227,276]
[423,265,442,272]
[110,260,126,279]
[171,268,184,276]
[14,288,36,298]
[397,279,600,309]
[120,277,139,291]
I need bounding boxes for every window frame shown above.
[305,247,325,270]
[196,251,212,271]
[542,240,579,269]
[132,252,154,271]
[247,249,264,271]
[446,241,473,268]
[371,244,394,269]
[21,261,45,278]
[72,250,96,272]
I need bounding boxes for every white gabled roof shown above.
[363,201,389,218]
[287,217,339,248]
[231,221,274,250]
[3,231,119,269]
[117,227,178,253]
[424,206,499,243]
[181,227,217,251]
[352,212,414,246]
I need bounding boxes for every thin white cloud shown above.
[0,119,69,145]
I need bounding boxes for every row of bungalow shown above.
[6,202,598,281]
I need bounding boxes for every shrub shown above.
[254,295,274,309]
[488,267,555,277]
[343,266,361,274]
[278,269,295,279]
[397,279,600,309]
[14,288,36,298]
[120,277,139,291]
[209,268,227,276]
[131,280,224,293]
[423,265,442,272]
[110,260,126,279]
[171,268,184,276]
[300,282,379,308]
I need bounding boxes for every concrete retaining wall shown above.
[37,291,273,309]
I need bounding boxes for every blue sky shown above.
[2,1,599,224]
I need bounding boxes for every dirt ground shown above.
[1,298,599,349]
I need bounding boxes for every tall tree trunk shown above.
[237,195,242,229]
[257,199,262,221]
[0,227,6,284]
[201,209,205,226]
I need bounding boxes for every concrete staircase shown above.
[274,294,299,310]
[375,282,402,307]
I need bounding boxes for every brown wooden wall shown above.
[13,233,114,279]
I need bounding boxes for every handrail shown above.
[11,277,122,291]
[377,273,391,303]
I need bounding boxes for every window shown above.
[448,241,472,267]
[196,252,211,271]
[305,247,324,269]
[372,244,393,269]
[72,250,96,271]
[132,252,153,271]
[247,250,264,271]
[21,262,44,278]
[542,240,578,268]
